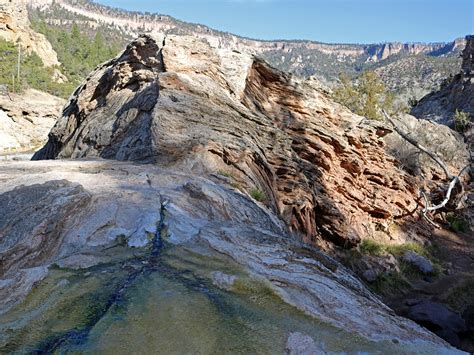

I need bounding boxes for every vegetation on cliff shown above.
[31,20,121,87]
[0,38,69,97]
[332,71,404,120]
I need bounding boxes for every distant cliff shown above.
[411,35,473,126]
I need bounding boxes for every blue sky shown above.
[95,0,473,44]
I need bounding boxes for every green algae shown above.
[0,243,450,354]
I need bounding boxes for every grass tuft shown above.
[249,188,266,202]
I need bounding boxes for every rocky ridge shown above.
[411,35,474,127]
[27,0,464,88]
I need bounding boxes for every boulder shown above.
[407,301,466,347]
[33,34,428,249]
[402,251,434,274]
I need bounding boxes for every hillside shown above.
[26,0,464,101]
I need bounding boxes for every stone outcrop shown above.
[0,0,61,67]
[34,34,431,249]
[411,35,474,126]
[0,89,64,154]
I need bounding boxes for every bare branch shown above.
[425,176,459,212]
[420,190,441,228]
[382,110,452,180]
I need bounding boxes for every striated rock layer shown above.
[35,34,427,249]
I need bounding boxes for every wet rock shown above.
[402,251,434,274]
[286,332,325,355]
[0,160,459,351]
[210,271,237,290]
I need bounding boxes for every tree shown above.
[333,71,395,120]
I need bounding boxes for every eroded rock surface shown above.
[411,35,473,127]
[0,89,65,154]
[34,34,429,249]
[0,160,460,353]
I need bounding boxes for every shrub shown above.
[359,239,384,255]
[332,71,396,120]
[249,188,266,202]
[446,212,470,233]
[453,109,471,132]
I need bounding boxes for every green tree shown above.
[333,71,395,120]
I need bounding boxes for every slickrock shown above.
[34,34,430,249]
[0,160,459,352]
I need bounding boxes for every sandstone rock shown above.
[411,35,473,127]
[0,89,64,154]
[383,113,469,177]
[407,301,466,347]
[402,251,434,275]
[33,34,427,249]
[210,271,237,290]
[285,332,325,355]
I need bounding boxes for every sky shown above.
[95,0,474,44]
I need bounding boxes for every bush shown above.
[359,239,384,255]
[249,188,266,202]
[454,109,471,132]
[446,212,470,233]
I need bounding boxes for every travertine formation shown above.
[35,34,435,249]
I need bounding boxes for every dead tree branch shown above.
[382,110,470,227]
[382,110,452,180]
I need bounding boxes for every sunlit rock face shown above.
[34,34,426,249]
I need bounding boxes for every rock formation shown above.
[1,33,470,352]
[0,0,61,67]
[34,34,435,250]
[411,35,474,126]
[0,89,65,154]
